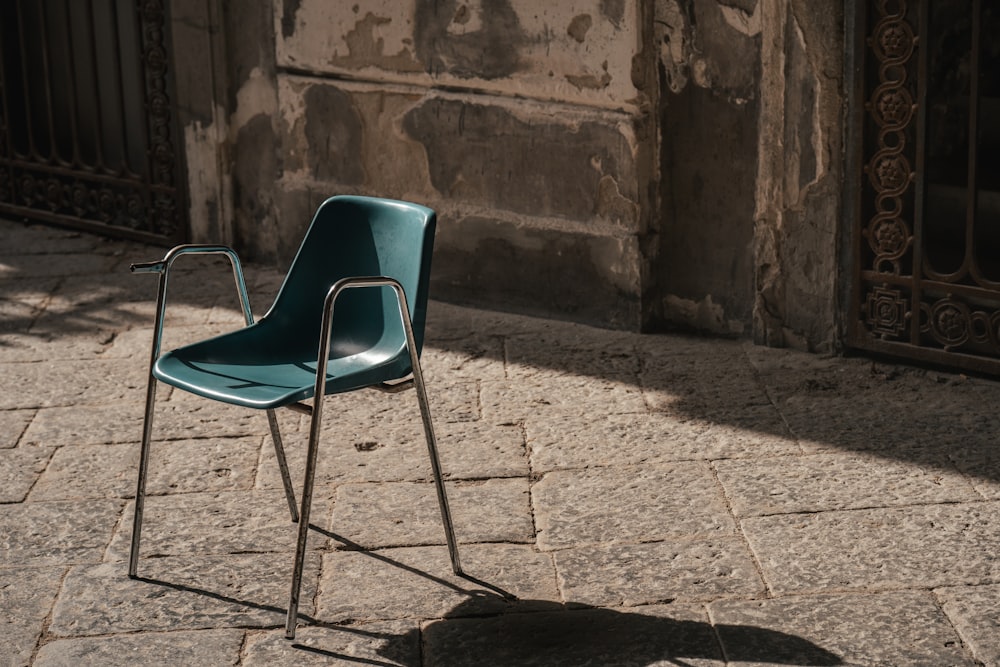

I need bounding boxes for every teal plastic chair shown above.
[128,195,463,639]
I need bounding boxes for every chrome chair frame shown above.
[128,244,462,641]
[285,274,462,638]
[128,245,301,580]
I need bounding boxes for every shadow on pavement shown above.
[280,531,841,666]
[292,595,843,667]
[425,300,1000,487]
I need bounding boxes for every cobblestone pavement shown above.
[3,218,1000,666]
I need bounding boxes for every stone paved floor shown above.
[2,218,1000,666]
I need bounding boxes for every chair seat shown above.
[153,322,412,409]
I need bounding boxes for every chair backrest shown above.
[263,195,436,359]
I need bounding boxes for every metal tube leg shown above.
[285,403,323,639]
[266,410,299,523]
[413,366,462,575]
[129,377,158,578]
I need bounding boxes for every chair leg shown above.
[285,401,324,639]
[129,377,159,578]
[412,362,463,576]
[266,409,299,523]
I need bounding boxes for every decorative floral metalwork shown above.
[862,0,917,283]
[924,298,970,348]
[855,0,1000,370]
[866,286,908,338]
[873,87,915,127]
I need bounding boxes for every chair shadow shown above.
[291,594,843,667]
[295,529,841,667]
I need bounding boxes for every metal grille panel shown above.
[850,0,1000,375]
[0,0,184,244]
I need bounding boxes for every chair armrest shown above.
[132,245,256,362]
[131,244,245,280]
[131,244,255,327]
[130,260,166,274]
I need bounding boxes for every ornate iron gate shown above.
[0,0,185,244]
[850,0,1000,374]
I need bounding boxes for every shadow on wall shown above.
[292,596,842,667]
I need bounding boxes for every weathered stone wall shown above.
[654,0,760,337]
[171,0,847,347]
[262,0,653,329]
[753,0,844,352]
[651,0,844,350]
[168,0,231,245]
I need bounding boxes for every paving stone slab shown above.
[0,253,117,278]
[640,367,772,416]
[22,397,275,447]
[421,602,725,667]
[26,301,153,358]
[331,478,534,548]
[0,359,144,409]
[0,409,32,448]
[948,445,1000,500]
[0,330,112,362]
[0,332,47,366]
[49,555,320,636]
[0,222,104,254]
[715,452,980,517]
[936,584,1000,666]
[423,301,577,340]
[34,629,245,667]
[43,269,164,305]
[0,499,124,566]
[504,331,641,379]
[29,437,262,501]
[0,298,39,335]
[421,336,507,383]
[532,463,735,550]
[21,403,149,447]
[481,376,647,423]
[750,346,1000,417]
[316,378,482,424]
[743,501,1000,595]
[103,323,243,360]
[0,566,67,667]
[0,276,61,309]
[775,393,970,455]
[106,491,332,561]
[527,412,801,472]
[242,622,419,666]
[711,590,974,666]
[554,538,765,607]
[257,416,526,490]
[317,544,559,623]
[0,445,54,502]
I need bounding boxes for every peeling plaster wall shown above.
[171,0,846,340]
[652,0,844,350]
[655,0,760,337]
[170,0,231,244]
[268,0,652,328]
[753,0,843,351]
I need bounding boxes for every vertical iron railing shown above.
[0,0,184,244]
